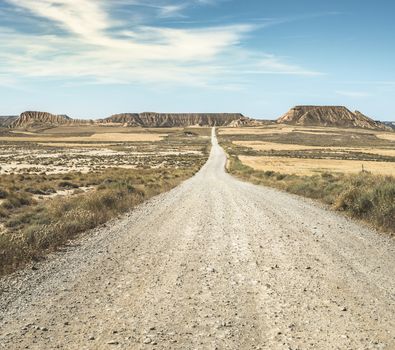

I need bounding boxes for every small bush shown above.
[2,193,33,209]
[276,174,287,181]
[58,181,79,189]
[264,170,275,177]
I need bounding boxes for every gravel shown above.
[0,128,394,349]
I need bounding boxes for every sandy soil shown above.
[39,127,182,134]
[0,129,394,349]
[239,155,395,176]
[37,143,121,148]
[0,133,166,142]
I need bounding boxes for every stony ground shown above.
[0,129,394,349]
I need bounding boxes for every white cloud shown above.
[0,0,323,87]
[6,0,111,38]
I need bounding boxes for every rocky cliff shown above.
[10,111,92,128]
[277,106,391,130]
[0,116,18,127]
[9,111,258,129]
[102,113,255,127]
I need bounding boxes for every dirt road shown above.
[1,129,394,349]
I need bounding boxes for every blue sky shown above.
[0,0,394,120]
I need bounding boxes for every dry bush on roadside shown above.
[0,164,205,275]
[227,153,395,234]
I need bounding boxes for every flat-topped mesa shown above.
[277,106,391,130]
[103,112,254,127]
[10,111,92,128]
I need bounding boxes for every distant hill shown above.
[8,108,390,130]
[101,112,257,127]
[0,116,18,127]
[10,111,259,129]
[10,111,92,129]
[277,106,391,131]
[382,121,395,130]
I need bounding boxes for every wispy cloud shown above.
[245,55,324,76]
[0,0,323,87]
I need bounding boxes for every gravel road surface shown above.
[1,128,394,349]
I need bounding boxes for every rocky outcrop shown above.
[99,113,140,126]
[10,111,92,129]
[277,106,391,130]
[0,116,18,127]
[382,121,395,130]
[102,113,255,127]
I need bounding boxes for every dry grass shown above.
[376,133,395,141]
[220,125,395,177]
[219,126,294,135]
[219,125,395,139]
[219,125,395,235]
[239,155,395,176]
[0,167,205,276]
[0,127,211,275]
[233,140,395,157]
[0,128,210,175]
[234,141,325,151]
[226,154,395,234]
[219,125,347,136]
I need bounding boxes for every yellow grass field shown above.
[239,155,395,176]
[219,126,295,135]
[219,125,394,139]
[219,126,345,136]
[376,133,395,141]
[234,140,395,157]
[0,132,166,143]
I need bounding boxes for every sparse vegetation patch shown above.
[220,125,395,234]
[0,127,211,275]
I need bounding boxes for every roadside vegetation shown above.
[220,127,395,235]
[0,165,206,276]
[0,128,210,275]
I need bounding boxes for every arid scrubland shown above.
[0,127,211,275]
[219,125,395,233]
